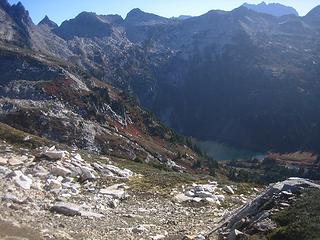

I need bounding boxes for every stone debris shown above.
[132,225,149,234]
[174,182,225,205]
[151,234,166,240]
[79,166,96,182]
[41,146,68,160]
[50,165,72,177]
[8,158,24,166]
[0,156,7,165]
[224,186,235,195]
[46,179,62,191]
[23,135,32,141]
[50,202,82,216]
[103,164,133,178]
[230,229,247,240]
[0,143,135,216]
[2,193,26,204]
[100,184,129,199]
[0,141,257,240]
[11,170,33,190]
[50,201,105,218]
[183,234,206,240]
[0,166,11,176]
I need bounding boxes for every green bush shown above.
[270,189,320,240]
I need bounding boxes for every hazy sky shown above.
[7,0,320,25]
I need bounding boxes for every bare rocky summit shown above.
[38,15,58,29]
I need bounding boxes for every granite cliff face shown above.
[1,0,320,154]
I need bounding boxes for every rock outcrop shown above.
[215,178,320,239]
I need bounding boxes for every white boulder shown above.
[12,171,33,190]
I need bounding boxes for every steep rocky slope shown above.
[0,44,205,172]
[2,0,320,153]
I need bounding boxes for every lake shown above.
[197,141,262,161]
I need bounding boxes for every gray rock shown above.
[23,135,32,141]
[8,156,28,166]
[42,147,68,160]
[0,166,12,176]
[253,218,277,232]
[33,166,49,178]
[173,193,193,203]
[104,164,133,178]
[99,184,128,199]
[80,210,104,218]
[195,235,206,240]
[229,229,248,240]
[217,178,320,239]
[67,166,82,177]
[194,191,214,199]
[132,225,148,234]
[2,193,26,204]
[50,202,81,216]
[51,166,72,177]
[51,202,104,218]
[108,199,120,208]
[46,179,62,191]
[224,186,235,195]
[151,235,166,240]
[79,166,96,182]
[0,156,8,165]
[12,171,33,190]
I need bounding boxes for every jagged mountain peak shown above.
[243,1,298,16]
[38,15,58,28]
[125,8,170,26]
[11,1,27,15]
[9,1,33,25]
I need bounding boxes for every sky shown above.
[7,0,320,25]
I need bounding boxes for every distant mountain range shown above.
[0,0,203,169]
[243,2,299,16]
[1,0,320,154]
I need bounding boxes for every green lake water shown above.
[197,141,262,161]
